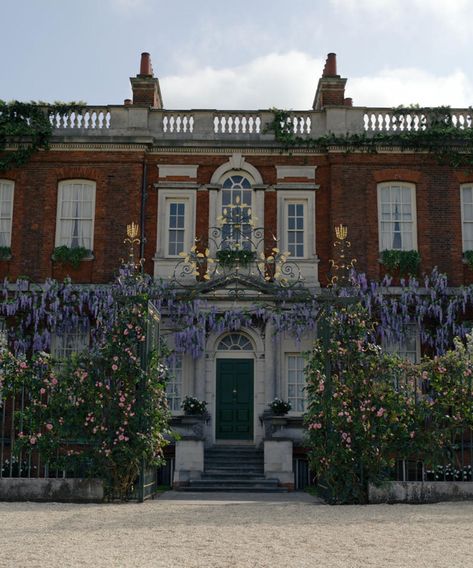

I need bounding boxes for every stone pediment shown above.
[175,272,311,301]
[175,273,280,300]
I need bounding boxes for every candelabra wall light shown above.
[329,224,357,288]
[123,222,144,272]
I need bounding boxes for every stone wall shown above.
[0,478,104,503]
[368,481,473,504]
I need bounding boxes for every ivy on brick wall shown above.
[266,106,473,169]
[0,100,85,172]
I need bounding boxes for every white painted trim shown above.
[158,165,198,178]
[377,182,418,252]
[155,188,196,259]
[210,154,264,185]
[276,165,317,180]
[277,190,316,260]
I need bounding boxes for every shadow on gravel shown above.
[159,490,325,504]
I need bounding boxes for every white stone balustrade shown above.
[213,112,262,134]
[163,112,194,133]
[48,106,473,141]
[363,108,473,133]
[50,107,111,130]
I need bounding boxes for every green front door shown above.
[216,359,253,440]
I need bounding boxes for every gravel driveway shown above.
[1,491,472,568]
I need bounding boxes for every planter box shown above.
[171,414,209,440]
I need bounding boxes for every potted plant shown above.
[181,395,207,416]
[268,398,291,416]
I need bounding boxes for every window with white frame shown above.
[287,354,307,412]
[55,180,95,250]
[51,324,90,360]
[378,182,417,251]
[0,180,14,248]
[286,201,306,258]
[166,354,183,412]
[277,192,315,262]
[167,201,186,256]
[461,184,473,252]
[220,175,253,250]
[157,190,195,260]
[383,324,420,363]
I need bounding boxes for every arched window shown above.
[217,333,253,351]
[221,175,253,250]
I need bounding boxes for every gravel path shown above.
[1,491,473,568]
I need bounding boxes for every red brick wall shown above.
[0,150,145,283]
[0,149,470,287]
[327,153,466,286]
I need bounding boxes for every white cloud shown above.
[161,51,323,110]
[160,51,472,110]
[350,68,473,108]
[330,0,473,39]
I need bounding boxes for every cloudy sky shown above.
[2,0,473,109]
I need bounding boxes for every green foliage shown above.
[0,298,172,500]
[266,107,473,169]
[380,249,421,276]
[305,305,421,503]
[0,246,11,259]
[464,250,473,269]
[216,249,256,267]
[52,246,92,268]
[304,304,473,504]
[0,100,85,172]
[181,395,207,415]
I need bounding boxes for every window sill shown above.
[0,255,12,262]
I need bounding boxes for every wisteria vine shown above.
[1,266,473,358]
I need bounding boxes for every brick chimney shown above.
[312,53,349,110]
[129,52,163,108]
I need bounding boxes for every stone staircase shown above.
[179,445,288,492]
